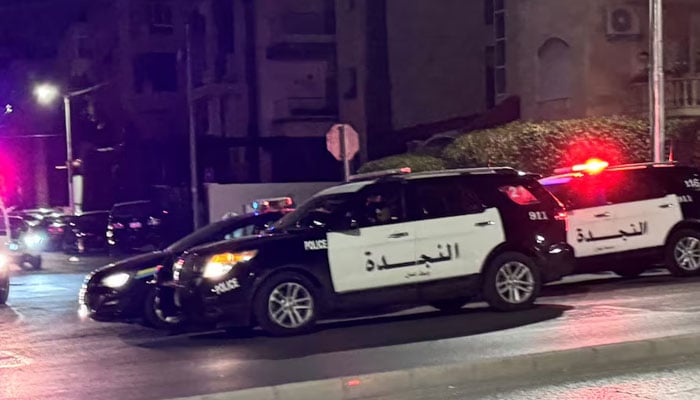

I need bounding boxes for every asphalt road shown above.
[4,255,700,400]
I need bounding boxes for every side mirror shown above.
[335,215,359,231]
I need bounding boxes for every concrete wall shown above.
[385,0,490,130]
[205,181,338,223]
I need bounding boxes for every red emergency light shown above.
[555,158,609,175]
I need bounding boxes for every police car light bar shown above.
[554,158,609,175]
[251,197,294,212]
[348,167,412,182]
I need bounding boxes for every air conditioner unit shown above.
[606,6,641,37]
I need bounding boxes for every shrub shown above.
[357,154,445,173]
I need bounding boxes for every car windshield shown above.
[165,218,245,253]
[271,194,354,232]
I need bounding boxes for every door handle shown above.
[594,212,611,218]
[475,221,495,227]
[388,232,409,239]
[659,203,674,208]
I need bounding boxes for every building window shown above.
[537,38,573,101]
[493,1,506,96]
[148,2,174,34]
[133,52,178,93]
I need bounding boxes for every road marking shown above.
[0,351,32,369]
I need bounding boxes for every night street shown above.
[2,257,700,400]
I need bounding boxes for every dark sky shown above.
[0,0,87,59]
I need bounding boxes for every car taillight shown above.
[554,210,569,231]
[498,185,541,205]
[109,222,125,230]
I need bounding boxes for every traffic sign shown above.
[326,124,359,161]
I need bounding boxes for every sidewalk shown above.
[169,333,700,400]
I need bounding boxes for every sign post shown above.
[326,124,359,182]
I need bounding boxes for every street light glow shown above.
[34,83,60,105]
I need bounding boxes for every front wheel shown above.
[0,277,8,305]
[666,229,700,277]
[253,272,319,336]
[482,252,541,312]
[142,287,183,329]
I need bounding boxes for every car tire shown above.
[142,286,182,330]
[0,277,9,305]
[482,251,541,312]
[666,229,700,277]
[31,256,42,270]
[253,272,319,336]
[431,298,469,313]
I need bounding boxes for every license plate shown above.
[129,222,142,229]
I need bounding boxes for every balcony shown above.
[631,76,700,117]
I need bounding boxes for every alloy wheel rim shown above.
[674,237,700,271]
[495,261,535,304]
[268,282,314,329]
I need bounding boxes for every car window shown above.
[602,170,666,204]
[224,221,271,240]
[408,178,484,220]
[355,183,405,227]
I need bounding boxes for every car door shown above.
[326,182,418,294]
[406,177,506,282]
[553,175,620,257]
[601,169,682,252]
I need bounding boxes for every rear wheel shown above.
[253,272,319,336]
[0,277,9,305]
[666,229,700,277]
[482,252,540,312]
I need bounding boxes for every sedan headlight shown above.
[202,250,258,279]
[101,272,131,288]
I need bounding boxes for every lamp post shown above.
[650,0,665,162]
[34,82,108,215]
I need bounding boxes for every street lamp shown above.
[34,82,108,215]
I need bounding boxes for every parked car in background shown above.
[1,216,41,270]
[80,207,291,328]
[13,209,68,251]
[107,200,171,254]
[64,211,110,254]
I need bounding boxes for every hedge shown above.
[359,116,699,174]
[357,154,445,174]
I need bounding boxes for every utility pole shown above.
[185,23,201,230]
[650,0,665,162]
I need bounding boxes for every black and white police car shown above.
[539,159,700,277]
[165,167,573,335]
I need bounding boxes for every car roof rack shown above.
[348,166,524,182]
[407,167,520,178]
[348,167,412,182]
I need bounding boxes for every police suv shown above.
[539,160,700,277]
[166,167,574,335]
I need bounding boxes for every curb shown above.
[170,333,700,400]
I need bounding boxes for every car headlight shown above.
[101,272,131,288]
[202,250,258,279]
[24,233,44,248]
